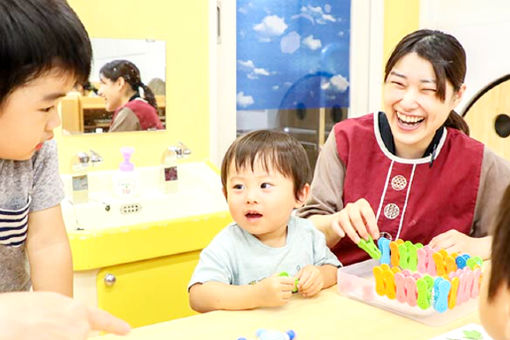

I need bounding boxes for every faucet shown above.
[72,150,103,170]
[173,141,191,159]
[72,152,90,172]
[89,149,103,166]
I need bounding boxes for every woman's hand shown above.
[296,265,323,297]
[331,198,380,244]
[429,230,491,259]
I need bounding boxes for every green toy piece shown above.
[416,275,434,310]
[357,236,382,260]
[466,256,483,269]
[279,272,299,293]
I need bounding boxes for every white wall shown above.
[420,0,510,113]
[90,39,166,84]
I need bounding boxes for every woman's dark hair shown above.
[221,130,311,200]
[384,29,469,135]
[99,60,157,110]
[488,184,510,301]
[0,0,92,105]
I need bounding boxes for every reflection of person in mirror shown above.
[98,60,164,132]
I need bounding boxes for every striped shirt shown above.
[0,196,30,247]
[0,140,64,291]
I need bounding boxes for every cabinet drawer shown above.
[97,250,200,327]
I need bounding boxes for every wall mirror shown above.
[61,38,166,134]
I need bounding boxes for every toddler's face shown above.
[225,157,306,246]
[479,262,510,340]
[0,68,74,160]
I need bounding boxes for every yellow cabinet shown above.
[70,211,231,327]
[97,250,200,327]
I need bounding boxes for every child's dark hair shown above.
[99,60,158,110]
[488,184,510,301]
[221,130,311,200]
[0,0,92,104]
[384,29,469,135]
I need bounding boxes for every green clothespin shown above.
[279,272,299,293]
[416,275,434,310]
[357,236,381,260]
[466,256,483,269]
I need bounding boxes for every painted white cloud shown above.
[253,15,288,42]
[238,60,255,69]
[321,14,336,23]
[253,68,270,76]
[303,35,322,51]
[238,2,253,14]
[280,31,301,54]
[293,5,336,25]
[330,75,349,92]
[290,13,314,25]
[237,92,254,108]
[272,85,279,90]
[238,60,271,79]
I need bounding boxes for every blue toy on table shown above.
[237,329,296,340]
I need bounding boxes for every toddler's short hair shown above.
[221,130,311,200]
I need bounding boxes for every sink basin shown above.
[61,162,228,230]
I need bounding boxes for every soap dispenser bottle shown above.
[114,146,138,199]
[160,146,179,193]
[71,152,89,204]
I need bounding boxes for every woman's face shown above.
[383,52,464,158]
[98,75,123,112]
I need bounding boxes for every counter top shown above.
[66,162,232,270]
[90,285,480,340]
[69,211,231,270]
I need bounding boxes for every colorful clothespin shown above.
[358,236,381,260]
[390,239,404,267]
[433,277,451,313]
[405,275,418,306]
[466,256,482,270]
[455,254,470,269]
[448,276,460,309]
[378,237,391,265]
[279,272,298,293]
[416,275,434,310]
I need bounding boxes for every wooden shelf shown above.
[61,94,166,133]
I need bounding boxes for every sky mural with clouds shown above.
[236,1,351,111]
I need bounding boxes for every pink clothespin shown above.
[471,268,481,298]
[405,276,418,306]
[395,272,407,303]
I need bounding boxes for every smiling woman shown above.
[97,59,163,132]
[60,38,166,134]
[297,29,510,267]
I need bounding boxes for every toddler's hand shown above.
[296,265,323,297]
[256,274,294,307]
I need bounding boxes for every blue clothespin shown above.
[378,237,391,265]
[455,254,470,269]
[433,277,451,313]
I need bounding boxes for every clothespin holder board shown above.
[337,238,482,326]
